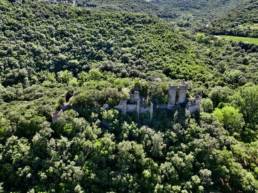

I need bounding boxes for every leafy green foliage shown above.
[232,85,258,131]
[207,0,258,37]
[48,0,249,29]
[201,98,213,113]
[213,106,244,135]
[0,1,257,193]
[0,0,216,87]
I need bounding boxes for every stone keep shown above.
[132,90,140,103]
[177,85,187,104]
[116,100,128,115]
[168,86,177,106]
[150,102,154,120]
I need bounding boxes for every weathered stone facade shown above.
[168,86,177,108]
[177,85,187,104]
[115,84,201,120]
[52,84,201,123]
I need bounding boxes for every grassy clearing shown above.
[218,35,258,45]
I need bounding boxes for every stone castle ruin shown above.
[52,83,201,123]
[115,83,201,120]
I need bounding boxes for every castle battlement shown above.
[52,84,201,123]
[115,83,201,120]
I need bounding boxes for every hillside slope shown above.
[0,1,258,193]
[207,0,258,37]
[1,0,258,94]
[42,0,249,27]
[3,0,258,88]
[0,0,216,87]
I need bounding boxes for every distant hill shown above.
[43,0,160,14]
[0,0,215,87]
[0,2,258,193]
[41,0,249,27]
[207,0,258,37]
[1,0,257,88]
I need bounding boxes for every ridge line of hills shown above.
[0,0,257,193]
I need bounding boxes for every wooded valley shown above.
[0,0,257,192]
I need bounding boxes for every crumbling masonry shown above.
[115,84,201,120]
[52,84,201,123]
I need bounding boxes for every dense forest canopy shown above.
[42,0,250,27]
[207,0,258,37]
[0,0,257,193]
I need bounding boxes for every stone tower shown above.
[177,84,187,104]
[120,100,127,115]
[168,86,177,107]
[132,90,140,103]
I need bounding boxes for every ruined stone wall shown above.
[168,86,177,108]
[177,85,187,104]
[53,85,200,123]
[114,84,200,120]
[187,103,200,113]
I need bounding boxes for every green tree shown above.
[57,70,74,84]
[201,98,213,113]
[209,86,232,107]
[0,114,11,140]
[225,69,246,86]
[151,133,165,158]
[232,85,258,130]
[213,106,245,134]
